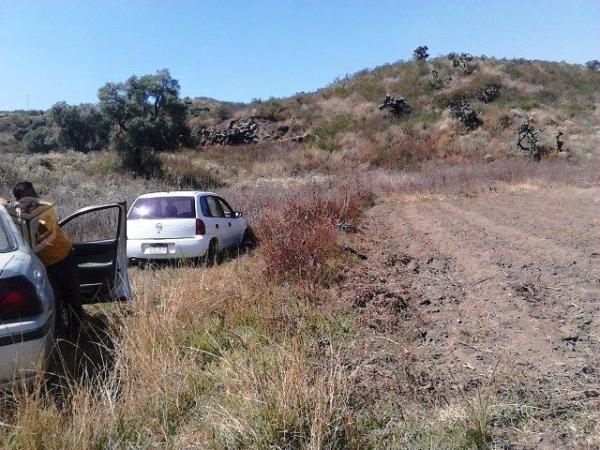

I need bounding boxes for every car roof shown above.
[135,191,217,199]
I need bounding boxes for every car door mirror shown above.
[234,211,243,218]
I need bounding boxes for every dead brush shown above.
[257,194,339,281]
[367,156,600,196]
[255,184,369,281]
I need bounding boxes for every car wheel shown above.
[205,239,218,266]
[240,226,257,252]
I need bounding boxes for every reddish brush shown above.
[257,195,338,280]
[255,185,369,280]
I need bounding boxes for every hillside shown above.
[188,56,600,170]
[2,56,600,183]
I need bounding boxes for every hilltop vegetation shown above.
[2,54,600,190]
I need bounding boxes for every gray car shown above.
[0,202,130,386]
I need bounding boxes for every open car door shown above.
[59,202,131,303]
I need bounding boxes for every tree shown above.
[516,117,545,161]
[428,70,448,89]
[98,69,190,177]
[448,52,474,72]
[378,95,412,117]
[49,102,110,152]
[448,98,482,131]
[555,130,565,152]
[585,60,600,71]
[475,85,501,103]
[413,45,429,61]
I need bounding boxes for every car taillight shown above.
[0,276,43,321]
[195,219,206,235]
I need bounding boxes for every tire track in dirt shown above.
[349,189,600,391]
[398,200,560,379]
[457,188,600,256]
[437,201,600,353]
[448,196,600,279]
[343,187,600,446]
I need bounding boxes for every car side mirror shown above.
[234,211,243,218]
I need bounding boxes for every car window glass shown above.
[62,206,120,243]
[0,218,15,253]
[206,196,225,218]
[217,198,234,218]
[129,197,195,219]
[200,196,211,217]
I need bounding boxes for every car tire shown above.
[240,226,257,252]
[205,239,218,266]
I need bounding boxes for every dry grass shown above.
[2,53,600,449]
[0,181,370,449]
[0,254,362,449]
[367,156,600,197]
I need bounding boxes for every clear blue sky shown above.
[1,0,599,110]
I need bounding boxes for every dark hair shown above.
[13,181,35,200]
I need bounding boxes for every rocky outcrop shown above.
[197,116,289,146]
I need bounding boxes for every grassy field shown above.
[1,158,599,448]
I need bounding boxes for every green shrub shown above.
[163,160,225,190]
[256,98,289,121]
[22,128,56,154]
[49,102,110,152]
[535,89,559,104]
[29,117,47,130]
[0,157,21,189]
[566,98,596,117]
[215,106,232,120]
[517,98,539,110]
[311,114,357,152]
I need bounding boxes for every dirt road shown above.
[344,184,600,445]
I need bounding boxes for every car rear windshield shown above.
[128,197,196,219]
[0,218,16,253]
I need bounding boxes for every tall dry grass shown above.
[368,156,600,196]
[0,183,367,450]
[1,259,362,449]
[2,158,599,448]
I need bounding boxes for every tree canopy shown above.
[585,60,600,71]
[413,45,429,61]
[49,102,109,153]
[98,69,190,176]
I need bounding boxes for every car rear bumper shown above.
[0,317,54,385]
[127,237,210,260]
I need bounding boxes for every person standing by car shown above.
[11,181,84,332]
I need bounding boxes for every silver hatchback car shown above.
[0,206,54,384]
[0,202,130,386]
